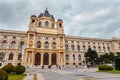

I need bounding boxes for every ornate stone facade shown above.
[0,9,120,67]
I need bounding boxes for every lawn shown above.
[99,69,120,74]
[8,74,26,80]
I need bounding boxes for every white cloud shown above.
[0,0,120,39]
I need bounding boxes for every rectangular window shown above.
[45,37,48,40]
[53,37,56,40]
[13,36,16,39]
[3,35,7,39]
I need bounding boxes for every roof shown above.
[38,8,55,20]
[65,35,112,41]
[0,29,26,34]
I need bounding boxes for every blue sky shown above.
[0,0,120,39]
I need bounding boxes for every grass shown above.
[99,69,120,74]
[33,74,37,80]
[8,74,26,80]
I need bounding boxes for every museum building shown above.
[0,9,120,67]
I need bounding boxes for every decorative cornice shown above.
[0,29,27,34]
[65,35,120,41]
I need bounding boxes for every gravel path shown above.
[24,67,120,80]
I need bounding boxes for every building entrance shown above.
[34,53,41,66]
[51,53,57,65]
[43,53,49,65]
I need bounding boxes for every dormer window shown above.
[38,22,41,27]
[45,21,49,27]
[59,23,62,27]
[32,19,35,23]
[13,36,16,39]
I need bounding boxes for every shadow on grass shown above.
[98,69,120,74]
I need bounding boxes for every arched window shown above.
[88,46,91,49]
[73,54,75,61]
[65,44,68,50]
[71,45,74,51]
[36,41,41,48]
[93,46,96,50]
[9,53,13,60]
[11,41,16,49]
[44,42,49,48]
[66,54,69,62]
[73,63,75,65]
[51,53,57,65]
[43,53,49,65]
[38,22,41,27]
[35,53,41,65]
[2,40,7,48]
[98,46,101,52]
[52,23,55,28]
[59,23,62,27]
[77,45,80,51]
[108,47,110,52]
[52,42,56,49]
[18,53,22,60]
[103,47,105,52]
[83,45,86,52]
[78,54,81,61]
[20,42,24,49]
[45,21,49,27]
[32,19,35,23]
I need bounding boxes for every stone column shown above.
[57,52,60,65]
[60,52,64,66]
[5,52,8,64]
[31,51,34,67]
[41,53,43,66]
[75,54,78,66]
[63,53,66,65]
[27,33,29,48]
[24,51,28,66]
[70,53,73,66]
[62,53,65,66]
[49,53,51,65]
[14,52,18,65]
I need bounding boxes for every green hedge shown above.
[98,64,113,71]
[2,64,14,73]
[2,64,26,74]
[14,65,26,74]
[0,69,8,80]
[115,58,120,70]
